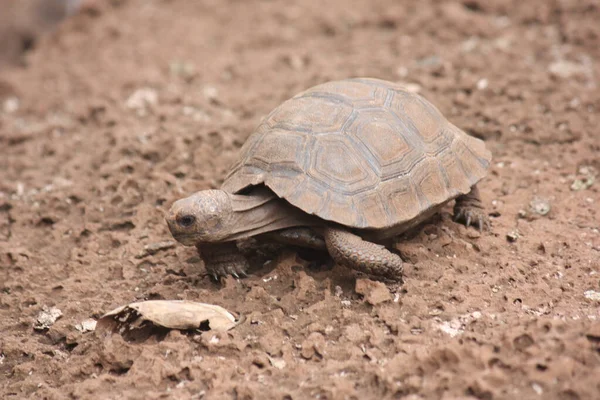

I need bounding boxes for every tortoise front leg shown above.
[196,242,249,280]
[323,226,403,281]
[453,185,490,230]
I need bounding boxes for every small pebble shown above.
[3,97,20,113]
[571,176,594,191]
[507,230,520,242]
[75,319,97,333]
[584,290,600,302]
[529,197,551,216]
[203,86,219,102]
[34,306,63,330]
[126,88,158,116]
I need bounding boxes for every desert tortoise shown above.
[167,78,491,281]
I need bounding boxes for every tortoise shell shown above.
[222,78,491,230]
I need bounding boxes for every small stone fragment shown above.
[34,306,63,330]
[476,78,488,90]
[571,176,595,191]
[300,344,314,359]
[334,285,343,297]
[467,229,481,239]
[203,86,219,103]
[584,290,600,302]
[126,88,158,116]
[506,230,520,242]
[548,60,588,79]
[267,356,286,369]
[182,106,211,122]
[2,97,19,113]
[52,349,69,360]
[355,278,392,305]
[529,197,551,216]
[571,166,596,191]
[437,319,463,337]
[75,318,97,333]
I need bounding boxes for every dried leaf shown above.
[97,300,237,333]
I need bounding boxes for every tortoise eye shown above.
[177,215,196,227]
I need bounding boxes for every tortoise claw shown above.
[203,247,250,280]
[208,264,248,280]
[453,206,490,232]
[454,209,464,222]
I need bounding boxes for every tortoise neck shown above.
[224,187,316,241]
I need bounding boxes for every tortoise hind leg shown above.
[323,226,403,281]
[453,185,490,230]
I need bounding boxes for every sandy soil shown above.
[1,0,599,399]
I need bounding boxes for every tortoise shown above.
[166,78,491,281]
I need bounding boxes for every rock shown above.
[125,88,158,116]
[571,166,596,191]
[436,319,463,337]
[2,97,19,113]
[571,177,594,191]
[74,318,97,333]
[506,230,520,242]
[202,85,219,103]
[355,278,392,305]
[33,306,62,330]
[583,290,600,302]
[548,60,589,79]
[529,197,551,216]
[267,355,286,369]
[476,78,489,90]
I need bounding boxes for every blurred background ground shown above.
[0,0,599,399]
[0,0,86,69]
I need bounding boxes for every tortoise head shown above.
[166,190,233,245]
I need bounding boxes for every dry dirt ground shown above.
[1,0,599,399]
